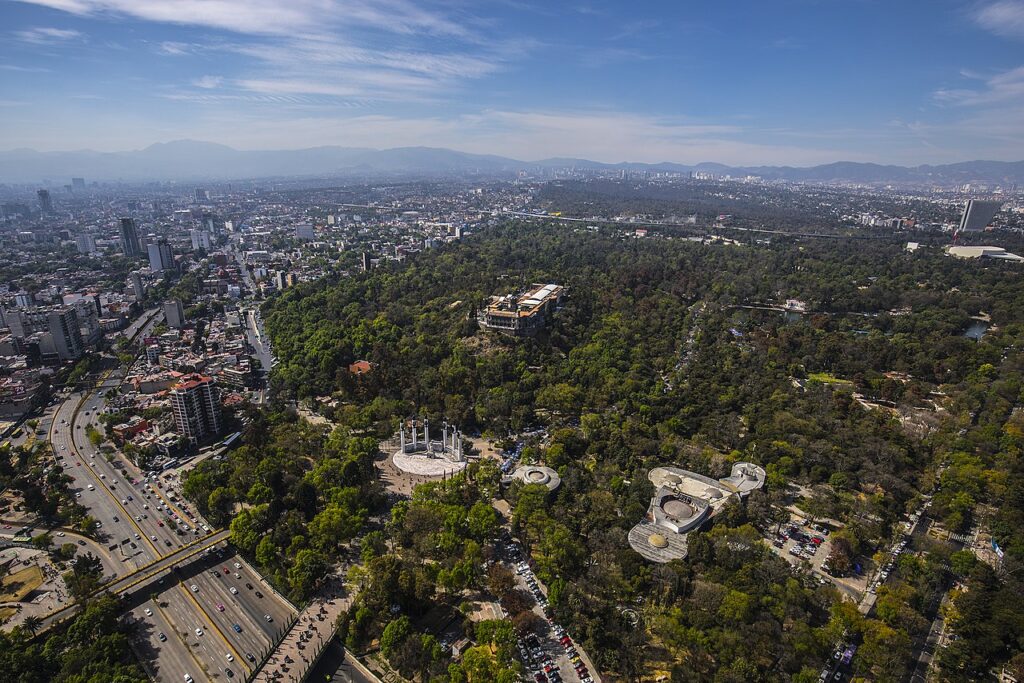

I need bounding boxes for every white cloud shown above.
[0,64,52,72]
[16,27,82,44]
[16,0,470,38]
[974,0,1024,39]
[193,75,223,89]
[933,65,1024,106]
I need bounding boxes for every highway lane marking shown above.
[154,597,213,683]
[34,531,231,633]
[178,579,250,674]
[63,397,162,558]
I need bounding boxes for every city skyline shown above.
[2,1,1024,166]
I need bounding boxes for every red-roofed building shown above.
[348,360,373,375]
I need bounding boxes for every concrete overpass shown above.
[38,529,230,632]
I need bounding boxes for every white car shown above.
[144,608,153,616]
[226,654,234,662]
[229,587,238,595]
[190,585,199,592]
[194,627,203,636]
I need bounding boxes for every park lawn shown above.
[0,565,44,602]
[808,372,854,386]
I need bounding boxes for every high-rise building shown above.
[37,189,53,214]
[201,212,222,237]
[148,239,175,272]
[361,251,372,272]
[119,217,141,257]
[163,299,185,329]
[295,223,315,240]
[190,229,212,251]
[75,234,97,254]
[5,306,84,360]
[957,200,1002,234]
[14,291,33,308]
[48,307,84,360]
[130,271,145,300]
[170,374,222,442]
[194,188,209,203]
[71,177,85,189]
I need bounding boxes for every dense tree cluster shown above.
[183,407,382,601]
[0,595,147,683]
[258,220,1024,677]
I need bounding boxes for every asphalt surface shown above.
[38,307,298,681]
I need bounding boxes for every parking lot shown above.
[503,542,598,683]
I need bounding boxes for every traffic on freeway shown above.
[39,309,297,682]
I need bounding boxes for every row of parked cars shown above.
[511,556,593,683]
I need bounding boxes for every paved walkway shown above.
[253,573,352,683]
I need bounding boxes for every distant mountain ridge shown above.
[1,139,1022,185]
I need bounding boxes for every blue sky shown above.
[2,0,1024,165]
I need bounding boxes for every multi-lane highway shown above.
[41,308,298,681]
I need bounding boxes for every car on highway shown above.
[226,654,234,662]
[234,562,241,569]
[255,590,263,598]
[264,614,273,622]
[217,604,225,612]
[233,624,243,633]
[229,586,238,595]
[190,584,199,592]
[194,627,203,636]
[157,632,166,642]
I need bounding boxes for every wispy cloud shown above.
[973,0,1024,39]
[17,0,470,38]
[193,75,223,89]
[18,0,521,107]
[16,27,82,44]
[0,64,52,72]
[934,65,1024,106]
[156,41,199,56]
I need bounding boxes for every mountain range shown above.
[1,140,1023,186]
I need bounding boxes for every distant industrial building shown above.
[148,238,175,272]
[119,217,141,257]
[957,200,1002,234]
[477,283,564,336]
[170,374,222,442]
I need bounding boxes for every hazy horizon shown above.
[3,1,1024,167]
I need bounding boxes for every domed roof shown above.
[648,533,669,548]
